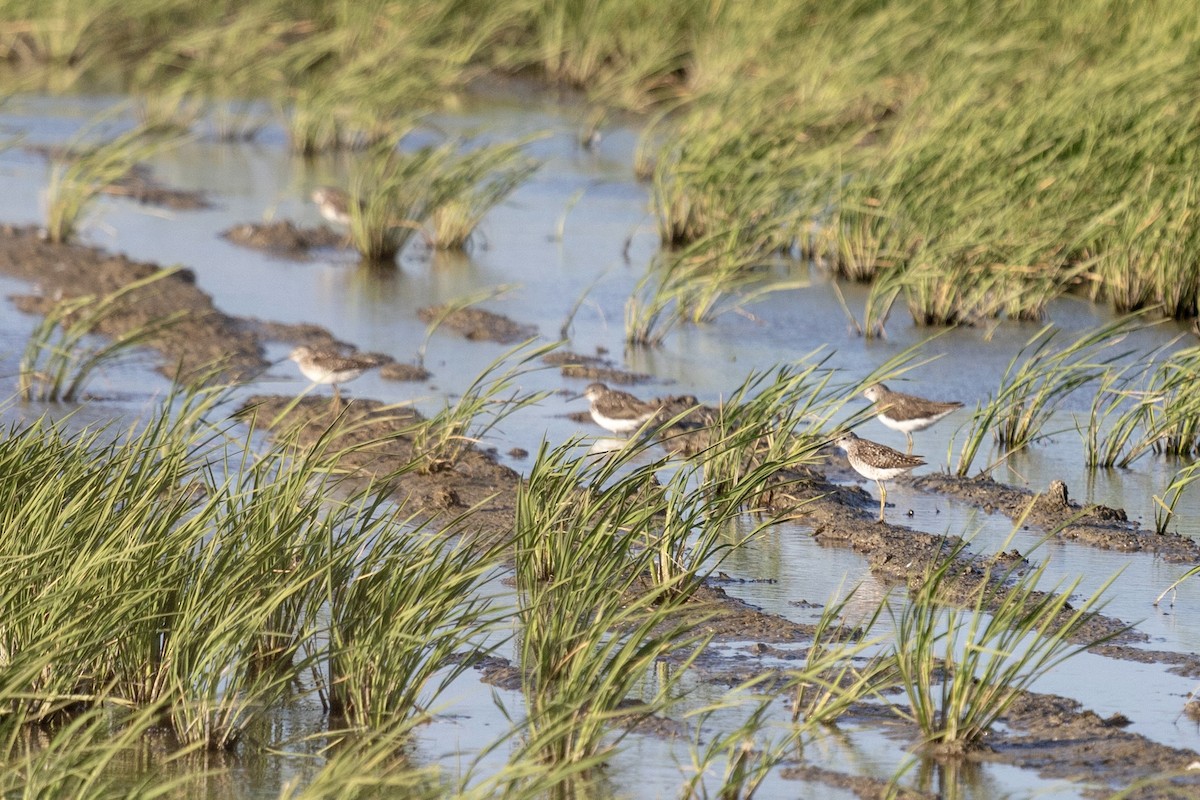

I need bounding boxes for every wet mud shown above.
[0,225,264,381]
[417,304,537,343]
[221,220,345,259]
[6,229,1200,797]
[25,149,211,209]
[915,473,1200,562]
[543,350,651,384]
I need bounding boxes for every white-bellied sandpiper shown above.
[580,382,661,435]
[311,186,356,227]
[288,346,381,405]
[834,431,925,522]
[863,382,963,453]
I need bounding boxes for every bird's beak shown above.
[567,391,585,401]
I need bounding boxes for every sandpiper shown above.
[288,346,380,404]
[834,431,925,522]
[310,186,356,227]
[580,382,661,435]
[863,382,963,453]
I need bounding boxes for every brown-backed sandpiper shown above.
[834,431,925,522]
[580,382,661,435]
[288,346,380,404]
[863,383,963,453]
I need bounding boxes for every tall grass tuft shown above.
[890,540,1118,753]
[512,439,712,773]
[408,340,557,474]
[346,139,539,263]
[625,225,806,346]
[18,270,184,402]
[1153,462,1200,535]
[44,122,183,244]
[424,144,541,251]
[325,518,502,729]
[954,317,1142,475]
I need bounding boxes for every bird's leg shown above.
[905,432,914,454]
[877,480,887,522]
[332,383,343,412]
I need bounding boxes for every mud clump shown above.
[0,225,264,381]
[418,305,536,344]
[104,166,212,210]
[24,149,211,210]
[914,473,1200,561]
[222,221,345,259]
[379,362,431,382]
[543,350,650,385]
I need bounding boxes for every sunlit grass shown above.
[954,317,1143,476]
[18,270,184,402]
[890,539,1119,753]
[43,120,184,244]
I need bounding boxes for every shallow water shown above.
[3,90,1200,797]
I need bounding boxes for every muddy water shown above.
[3,91,1200,797]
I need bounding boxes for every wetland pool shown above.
[2,89,1200,798]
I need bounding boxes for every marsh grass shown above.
[14,1,1200,323]
[1152,462,1200,536]
[0,704,207,799]
[681,592,890,797]
[953,318,1142,475]
[324,518,503,729]
[692,361,838,507]
[513,440,714,769]
[625,227,806,346]
[677,699,786,800]
[408,340,557,473]
[278,719,444,800]
[18,270,185,402]
[346,139,539,263]
[44,121,184,244]
[891,540,1118,752]
[787,589,892,728]
[424,144,541,250]
[0,375,509,757]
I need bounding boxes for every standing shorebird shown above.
[834,431,925,522]
[580,382,661,435]
[288,346,380,406]
[863,383,963,454]
[310,186,357,227]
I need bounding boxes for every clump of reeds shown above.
[0,377,513,756]
[43,122,183,244]
[408,340,556,474]
[954,317,1141,476]
[18,270,184,402]
[890,540,1118,752]
[691,361,838,506]
[513,439,713,772]
[625,223,806,346]
[325,521,502,729]
[345,139,539,263]
[424,144,540,250]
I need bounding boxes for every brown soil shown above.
[379,361,432,382]
[915,473,1200,562]
[5,227,1200,797]
[986,691,1200,797]
[237,394,521,542]
[0,225,264,381]
[417,304,537,343]
[221,220,345,259]
[104,165,212,210]
[780,765,936,800]
[25,149,211,209]
[543,350,651,384]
